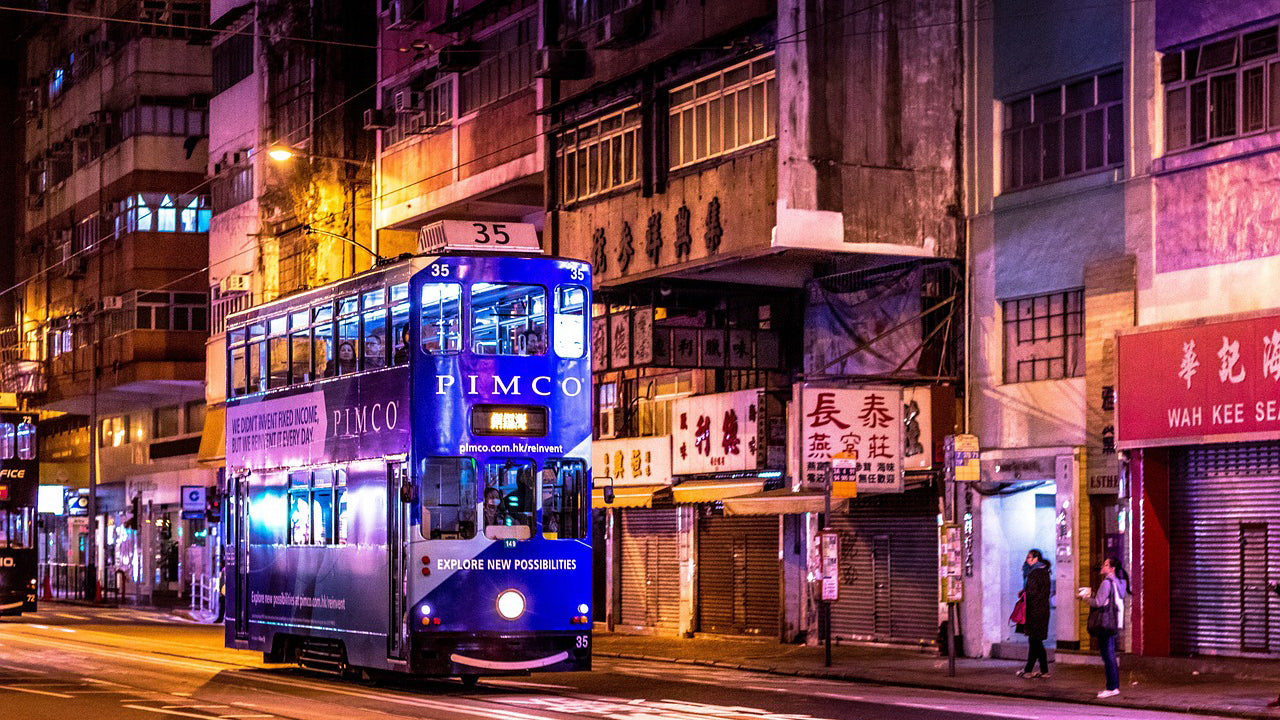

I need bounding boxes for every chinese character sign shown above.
[594,436,673,486]
[1116,312,1280,446]
[800,386,904,493]
[672,390,762,474]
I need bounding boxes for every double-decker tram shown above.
[223,223,592,682]
[0,414,38,616]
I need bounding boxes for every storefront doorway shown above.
[985,485,1058,645]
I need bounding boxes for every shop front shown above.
[1119,310,1280,657]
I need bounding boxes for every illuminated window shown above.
[0,424,13,459]
[541,459,588,540]
[482,459,536,540]
[471,283,546,356]
[420,283,462,354]
[554,285,587,358]
[669,54,776,170]
[421,457,478,540]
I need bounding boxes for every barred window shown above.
[118,103,208,140]
[213,32,254,96]
[1163,26,1280,151]
[138,1,209,40]
[459,15,535,115]
[270,48,312,141]
[1001,71,1123,192]
[212,165,253,214]
[557,105,640,204]
[669,54,777,170]
[1002,289,1084,383]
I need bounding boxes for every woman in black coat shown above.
[1016,548,1052,678]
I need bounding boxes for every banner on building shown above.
[798,385,904,493]
[1116,311,1280,447]
[595,436,672,486]
[672,390,763,474]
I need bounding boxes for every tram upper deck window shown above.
[554,286,587,358]
[290,311,311,383]
[541,459,588,539]
[482,459,536,540]
[267,316,289,389]
[471,283,547,356]
[228,329,248,396]
[421,457,477,540]
[314,305,335,378]
[0,508,34,548]
[337,296,360,375]
[0,423,14,459]
[247,322,266,393]
[15,422,35,460]
[363,289,387,370]
[391,283,410,364]
[421,283,462,354]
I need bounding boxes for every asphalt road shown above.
[0,604,1237,720]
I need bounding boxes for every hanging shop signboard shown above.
[671,390,764,475]
[594,436,673,487]
[798,385,904,493]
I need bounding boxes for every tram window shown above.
[314,311,335,378]
[268,324,289,389]
[482,459,536,540]
[16,423,35,460]
[290,330,311,383]
[420,457,478,540]
[339,295,359,315]
[248,339,266,392]
[288,471,311,545]
[312,488,333,545]
[554,285,587,359]
[229,344,248,396]
[335,469,349,545]
[420,283,462,354]
[290,310,309,331]
[390,282,409,304]
[0,423,14,459]
[363,308,387,370]
[390,301,410,365]
[363,288,386,308]
[337,316,359,374]
[541,459,588,540]
[471,283,547,356]
[3,509,34,548]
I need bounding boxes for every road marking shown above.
[123,705,225,719]
[54,613,88,620]
[217,715,274,718]
[0,684,74,698]
[484,678,575,690]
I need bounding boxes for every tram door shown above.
[388,461,409,659]
[232,472,250,641]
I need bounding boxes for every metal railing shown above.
[190,572,220,617]
[38,562,122,604]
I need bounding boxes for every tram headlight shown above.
[496,589,526,620]
[577,603,589,615]
[420,603,432,616]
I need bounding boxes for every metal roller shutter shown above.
[828,488,939,644]
[619,508,681,632]
[696,514,779,636]
[1171,442,1280,656]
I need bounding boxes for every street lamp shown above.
[266,142,370,167]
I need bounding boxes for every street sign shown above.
[819,531,840,602]
[939,523,964,602]
[831,452,858,498]
[944,434,981,482]
[0,392,17,410]
[181,485,206,520]
[417,220,541,254]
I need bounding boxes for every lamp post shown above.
[266,142,375,272]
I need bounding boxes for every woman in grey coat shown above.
[1079,557,1128,698]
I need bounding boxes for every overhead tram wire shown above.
[0,0,1156,302]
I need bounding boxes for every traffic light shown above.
[125,494,141,530]
[206,486,222,523]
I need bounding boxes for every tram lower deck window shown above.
[0,508,34,548]
[421,457,477,540]
[482,459,536,540]
[288,469,348,546]
[541,459,588,540]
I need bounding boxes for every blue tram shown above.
[0,413,38,616]
[222,241,592,680]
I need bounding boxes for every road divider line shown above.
[0,684,74,698]
[123,704,235,719]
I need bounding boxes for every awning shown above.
[196,405,226,466]
[591,484,669,509]
[723,488,849,516]
[672,478,766,504]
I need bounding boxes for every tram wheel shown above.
[459,674,480,688]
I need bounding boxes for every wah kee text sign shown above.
[1116,311,1280,447]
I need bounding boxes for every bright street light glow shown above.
[267,146,295,161]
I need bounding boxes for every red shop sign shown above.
[1116,312,1280,447]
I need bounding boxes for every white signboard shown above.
[417,220,541,254]
[595,436,673,486]
[181,485,206,513]
[800,385,904,494]
[672,390,761,474]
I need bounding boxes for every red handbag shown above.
[1010,591,1027,625]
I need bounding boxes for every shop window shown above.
[421,457,478,540]
[1002,289,1084,383]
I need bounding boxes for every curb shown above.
[594,650,1276,720]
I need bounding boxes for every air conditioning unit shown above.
[597,4,648,49]
[393,90,426,112]
[221,274,250,294]
[386,0,422,29]
[362,107,395,130]
[437,43,479,72]
[597,407,619,439]
[102,295,123,310]
[534,45,591,80]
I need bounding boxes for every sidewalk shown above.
[594,631,1280,719]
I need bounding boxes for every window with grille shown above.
[212,32,254,96]
[1163,26,1280,152]
[270,48,312,141]
[383,77,454,149]
[669,54,777,170]
[459,15,535,115]
[557,105,641,204]
[1001,70,1123,192]
[211,165,253,214]
[1001,289,1084,383]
